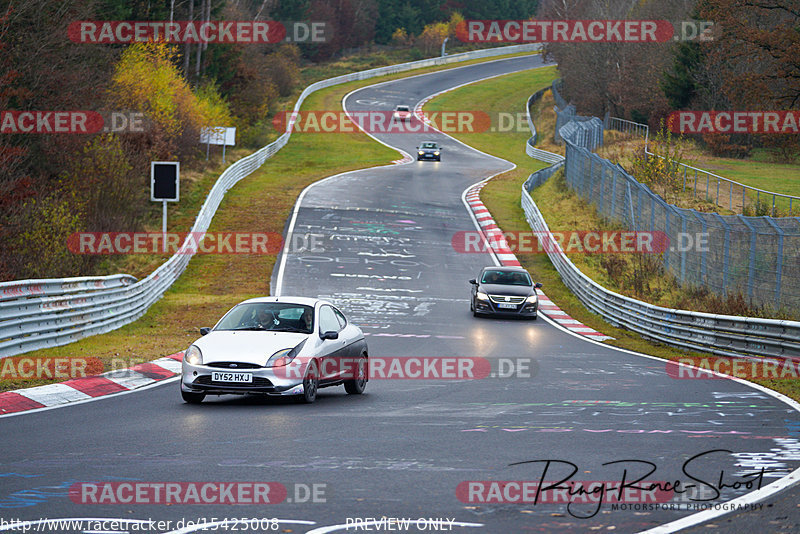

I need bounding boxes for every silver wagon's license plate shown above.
[497,303,517,309]
[212,372,253,383]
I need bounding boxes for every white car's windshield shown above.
[481,270,532,286]
[421,142,437,149]
[216,303,314,333]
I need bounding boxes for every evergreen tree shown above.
[661,41,702,110]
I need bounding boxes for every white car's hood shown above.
[193,331,309,366]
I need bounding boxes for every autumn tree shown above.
[539,0,695,124]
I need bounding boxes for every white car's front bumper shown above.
[181,361,306,396]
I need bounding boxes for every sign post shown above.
[200,127,236,163]
[150,161,180,253]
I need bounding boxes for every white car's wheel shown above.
[344,355,367,395]
[297,360,319,404]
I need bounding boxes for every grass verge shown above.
[597,131,800,215]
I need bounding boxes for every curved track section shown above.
[1,55,799,534]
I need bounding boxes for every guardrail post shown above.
[765,218,784,308]
[736,214,757,302]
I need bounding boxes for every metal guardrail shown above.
[605,116,800,216]
[526,88,565,165]
[0,44,543,359]
[521,84,800,360]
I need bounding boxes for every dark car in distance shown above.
[469,266,542,319]
[416,141,441,161]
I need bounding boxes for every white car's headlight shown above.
[526,295,538,303]
[266,339,306,367]
[476,291,489,301]
[418,151,424,155]
[184,345,202,365]
[267,348,294,367]
[434,151,439,155]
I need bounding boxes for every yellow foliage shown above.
[391,27,409,46]
[447,12,464,36]
[109,41,190,141]
[419,22,450,53]
[107,41,232,158]
[195,84,234,128]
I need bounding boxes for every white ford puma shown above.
[180,297,369,404]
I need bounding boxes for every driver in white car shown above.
[252,307,275,328]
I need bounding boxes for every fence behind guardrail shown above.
[520,80,800,348]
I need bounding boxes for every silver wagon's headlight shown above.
[184,345,203,365]
[526,295,539,303]
[476,291,489,301]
